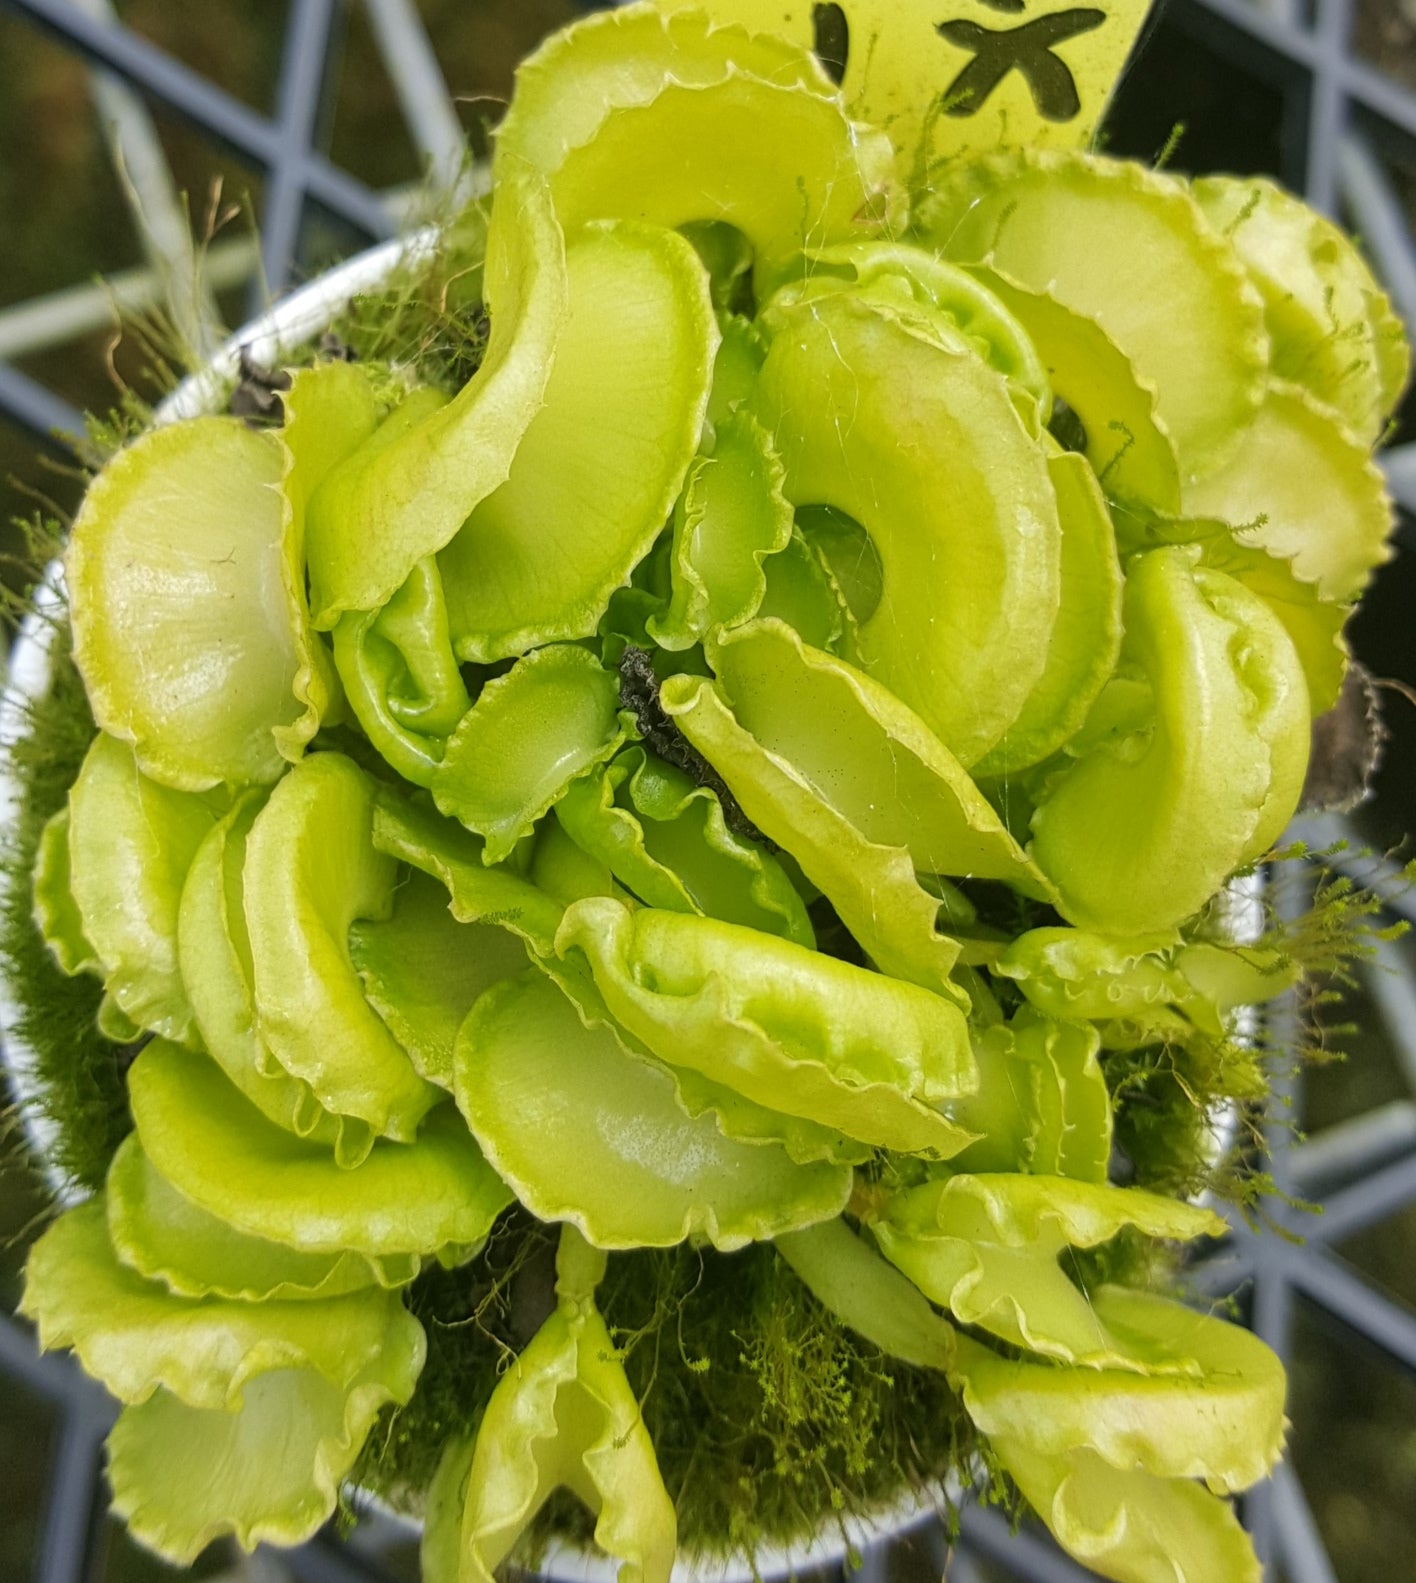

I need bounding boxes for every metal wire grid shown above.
[0,1,1413,1580]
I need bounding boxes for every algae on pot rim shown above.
[3,3,1411,1581]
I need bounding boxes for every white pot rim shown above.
[356,1482,950,1583]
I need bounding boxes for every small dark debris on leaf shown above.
[1301,660,1386,815]
[230,346,292,426]
[617,646,775,850]
[1048,397,1088,454]
[316,330,358,362]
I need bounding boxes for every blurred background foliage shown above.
[0,0,580,585]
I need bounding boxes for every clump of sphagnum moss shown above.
[5,198,1412,1560]
[350,1210,993,1559]
[0,607,133,1194]
[331,199,493,396]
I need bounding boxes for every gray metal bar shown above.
[1262,862,1314,1200]
[1384,440,1416,488]
[3,0,393,240]
[1305,0,1353,215]
[283,1533,404,1582]
[1179,0,1328,72]
[1197,0,1329,207]
[68,0,223,361]
[218,1555,292,1583]
[1342,41,1416,150]
[0,361,86,450]
[260,0,342,296]
[1270,1463,1341,1583]
[1289,1100,1416,1197]
[1283,1243,1416,1371]
[851,1541,891,1583]
[945,1549,990,1583]
[36,1381,115,1583]
[1244,1243,1294,1573]
[0,1313,85,1402]
[361,0,466,195]
[0,238,255,362]
[1287,812,1416,927]
[1188,1243,1256,1299]
[957,1502,1101,1583]
[338,1500,420,1567]
[1340,136,1416,510]
[1381,445,1416,528]
[1244,1479,1279,1581]
[1314,1148,1416,1243]
[1360,933,1416,1094]
[1248,0,1303,26]
[1184,0,1416,147]
[1251,1247,1297,1359]
[1337,132,1416,337]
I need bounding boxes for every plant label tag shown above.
[652,0,1154,175]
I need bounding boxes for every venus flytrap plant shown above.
[429,1227,678,1583]
[553,746,814,944]
[945,1010,1114,1181]
[779,1218,1286,1583]
[4,3,1412,1580]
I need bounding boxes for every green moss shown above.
[1058,843,1409,1215]
[607,1241,980,1556]
[1267,842,1412,988]
[1101,1022,1270,1205]
[0,618,127,1193]
[353,1212,988,1563]
[328,197,491,395]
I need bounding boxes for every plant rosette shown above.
[2,4,1408,1582]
